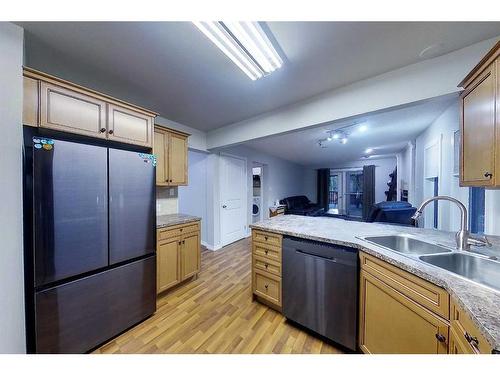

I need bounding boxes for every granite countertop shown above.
[250,215,500,352]
[157,213,201,229]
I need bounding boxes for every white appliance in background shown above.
[252,197,261,218]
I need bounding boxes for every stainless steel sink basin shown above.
[363,235,451,255]
[419,253,500,291]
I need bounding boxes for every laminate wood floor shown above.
[93,237,343,354]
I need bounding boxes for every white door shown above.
[220,154,247,246]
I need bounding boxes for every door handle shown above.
[108,129,114,134]
[222,205,227,208]
[484,172,493,179]
[100,128,106,133]
[435,333,446,343]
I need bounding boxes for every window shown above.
[469,187,485,234]
[346,171,364,218]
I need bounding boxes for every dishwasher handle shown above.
[293,248,357,267]
[296,249,336,261]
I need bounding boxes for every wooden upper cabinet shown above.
[169,132,188,185]
[23,76,38,127]
[40,82,107,139]
[107,104,153,147]
[153,125,189,186]
[154,128,168,186]
[459,41,500,187]
[23,67,157,147]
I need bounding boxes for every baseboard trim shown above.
[201,241,222,251]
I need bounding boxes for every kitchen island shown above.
[250,215,500,353]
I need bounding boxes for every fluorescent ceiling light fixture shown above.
[332,133,340,139]
[341,137,348,144]
[365,148,373,154]
[358,124,368,132]
[193,21,283,80]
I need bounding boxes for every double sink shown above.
[362,235,500,292]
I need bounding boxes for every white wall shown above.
[0,22,26,353]
[415,101,464,230]
[222,145,317,231]
[207,37,499,149]
[199,145,316,250]
[331,157,397,204]
[398,142,415,203]
[178,150,209,244]
[413,100,500,233]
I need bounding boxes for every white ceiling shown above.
[19,22,500,131]
[244,95,457,168]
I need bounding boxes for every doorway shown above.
[220,154,247,246]
[252,164,264,224]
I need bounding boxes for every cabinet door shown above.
[461,63,496,186]
[359,270,449,354]
[23,76,38,127]
[157,237,180,293]
[40,82,107,138]
[153,128,168,186]
[108,104,153,147]
[449,323,476,354]
[180,231,200,280]
[168,133,188,185]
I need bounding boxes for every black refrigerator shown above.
[23,128,156,353]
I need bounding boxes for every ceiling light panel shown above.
[193,21,282,80]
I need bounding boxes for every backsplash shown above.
[157,187,178,216]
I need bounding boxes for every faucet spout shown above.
[413,195,470,251]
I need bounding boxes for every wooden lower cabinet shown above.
[180,230,200,280]
[157,237,181,293]
[251,229,283,311]
[449,300,492,354]
[157,221,201,294]
[359,252,495,354]
[359,270,449,354]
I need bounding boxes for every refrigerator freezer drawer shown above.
[34,256,156,353]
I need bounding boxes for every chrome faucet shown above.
[411,195,491,251]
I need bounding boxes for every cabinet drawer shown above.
[451,300,492,354]
[158,222,200,241]
[253,269,281,307]
[252,241,281,263]
[252,230,282,247]
[360,252,449,319]
[253,255,281,277]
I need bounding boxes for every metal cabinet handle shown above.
[264,264,269,269]
[484,172,493,179]
[180,228,183,231]
[183,240,185,244]
[178,241,182,245]
[264,250,268,255]
[108,129,114,134]
[100,128,106,133]
[264,284,268,289]
[435,333,446,343]
[465,332,479,348]
[222,205,227,208]
[264,236,268,240]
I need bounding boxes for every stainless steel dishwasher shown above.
[282,236,358,351]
